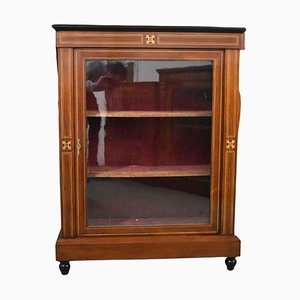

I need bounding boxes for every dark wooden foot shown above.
[225,257,237,271]
[59,261,70,275]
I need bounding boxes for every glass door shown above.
[75,50,223,235]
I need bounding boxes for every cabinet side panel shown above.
[221,50,240,235]
[58,48,75,238]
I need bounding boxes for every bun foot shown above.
[225,257,237,271]
[59,261,70,275]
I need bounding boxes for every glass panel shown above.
[87,177,210,226]
[87,117,211,168]
[86,61,212,113]
[85,60,213,228]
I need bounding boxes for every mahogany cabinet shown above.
[53,25,246,274]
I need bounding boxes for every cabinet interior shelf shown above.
[86,110,212,118]
[87,164,210,178]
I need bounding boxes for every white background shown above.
[1,0,300,299]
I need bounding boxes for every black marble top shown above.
[52,24,246,33]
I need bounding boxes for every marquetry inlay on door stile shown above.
[226,139,236,150]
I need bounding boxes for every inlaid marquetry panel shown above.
[157,32,244,49]
[221,50,240,235]
[57,32,144,47]
[58,48,75,238]
[56,31,245,49]
[60,152,75,237]
[58,48,73,139]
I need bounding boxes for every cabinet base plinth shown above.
[56,233,240,261]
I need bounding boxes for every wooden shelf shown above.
[87,164,210,178]
[88,217,209,226]
[86,110,212,118]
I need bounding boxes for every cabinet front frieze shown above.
[56,31,245,49]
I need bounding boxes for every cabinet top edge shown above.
[52,24,246,33]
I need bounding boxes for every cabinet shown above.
[53,24,246,274]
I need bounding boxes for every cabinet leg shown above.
[59,261,70,275]
[225,257,237,271]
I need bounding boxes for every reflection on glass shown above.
[87,177,210,226]
[87,117,211,168]
[86,61,212,113]
[85,60,213,227]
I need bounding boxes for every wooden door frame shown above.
[73,49,224,236]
